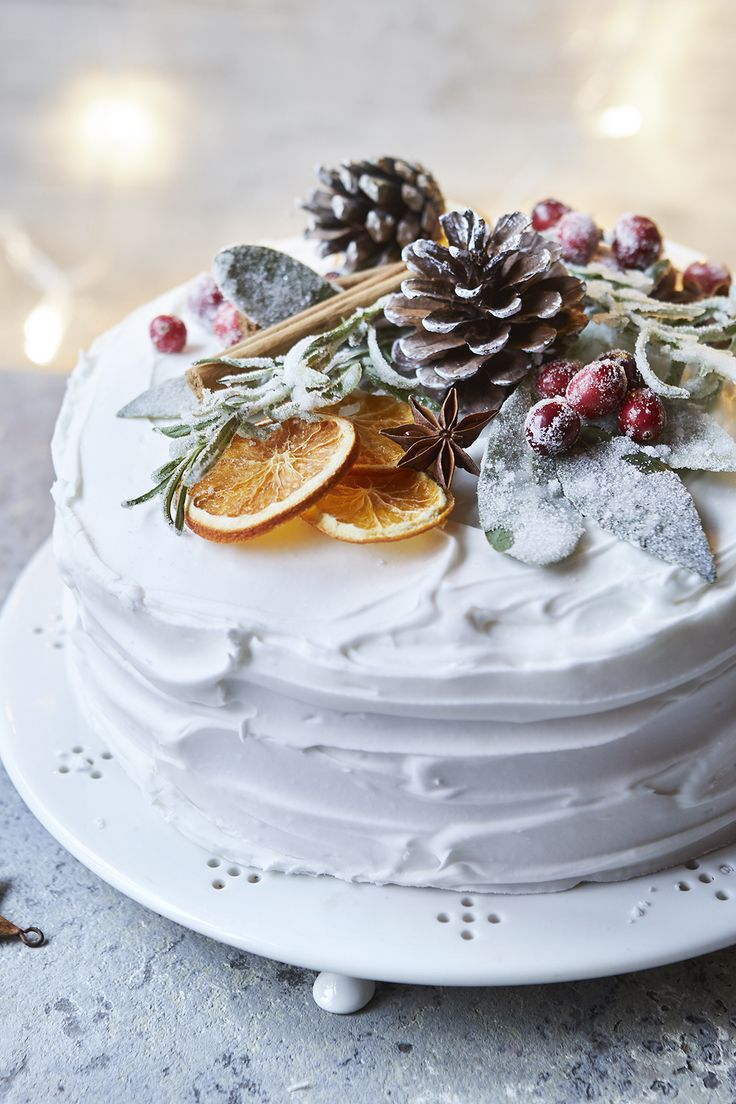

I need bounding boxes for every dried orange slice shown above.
[326,392,413,470]
[186,416,357,542]
[302,468,453,543]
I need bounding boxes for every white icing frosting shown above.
[51,246,736,892]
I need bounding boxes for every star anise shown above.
[381,387,497,490]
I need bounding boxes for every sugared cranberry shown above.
[611,214,663,270]
[149,314,187,354]
[531,198,571,232]
[212,302,243,347]
[618,388,667,444]
[536,359,582,399]
[607,348,643,390]
[525,398,581,456]
[566,357,628,418]
[556,212,601,265]
[682,260,732,299]
[186,273,224,324]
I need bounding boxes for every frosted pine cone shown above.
[300,157,444,274]
[385,209,587,410]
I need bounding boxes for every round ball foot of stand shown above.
[312,972,376,1014]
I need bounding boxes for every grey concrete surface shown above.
[2,371,736,1102]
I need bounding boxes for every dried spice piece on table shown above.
[381,386,496,490]
[385,209,587,411]
[0,912,45,947]
[301,157,444,273]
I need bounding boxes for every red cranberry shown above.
[531,198,571,232]
[536,359,582,398]
[186,273,224,324]
[607,348,643,390]
[566,357,628,418]
[525,398,581,456]
[556,212,601,265]
[682,260,732,298]
[149,314,187,354]
[611,214,663,270]
[618,388,667,444]
[212,302,243,347]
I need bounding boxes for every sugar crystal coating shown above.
[149,314,186,354]
[612,214,663,270]
[478,385,584,565]
[525,397,581,456]
[566,358,628,418]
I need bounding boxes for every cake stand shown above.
[3,542,736,1013]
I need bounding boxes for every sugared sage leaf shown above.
[213,244,335,328]
[477,384,583,566]
[659,402,736,472]
[555,435,716,581]
[117,375,195,420]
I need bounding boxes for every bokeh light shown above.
[596,103,643,140]
[24,302,66,366]
[78,95,158,177]
[64,77,175,184]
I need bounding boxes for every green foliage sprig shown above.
[121,299,417,529]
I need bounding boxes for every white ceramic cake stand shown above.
[3,543,736,1013]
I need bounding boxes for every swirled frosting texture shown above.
[51,261,736,892]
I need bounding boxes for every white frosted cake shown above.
[51,175,736,893]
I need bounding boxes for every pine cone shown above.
[384,209,587,410]
[300,157,445,274]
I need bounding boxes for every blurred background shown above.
[2,0,734,376]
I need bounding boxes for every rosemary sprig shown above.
[122,298,418,531]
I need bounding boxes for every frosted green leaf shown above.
[486,527,514,552]
[117,375,195,419]
[213,245,335,328]
[555,435,716,581]
[477,384,583,566]
[657,402,736,472]
[622,452,669,474]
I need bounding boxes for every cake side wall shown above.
[49,269,736,891]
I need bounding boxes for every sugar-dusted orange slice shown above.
[326,392,413,470]
[302,468,453,544]
[186,416,357,542]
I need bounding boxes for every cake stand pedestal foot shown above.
[312,972,376,1014]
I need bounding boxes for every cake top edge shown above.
[106,156,736,583]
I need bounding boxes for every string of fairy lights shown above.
[4,79,169,368]
[7,0,676,372]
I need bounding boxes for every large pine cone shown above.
[385,209,587,410]
[300,157,445,274]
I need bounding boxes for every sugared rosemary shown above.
[122,299,418,529]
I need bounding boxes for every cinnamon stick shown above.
[334,268,390,290]
[187,262,406,396]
